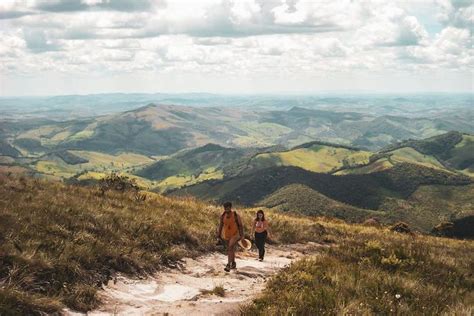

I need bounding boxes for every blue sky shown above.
[0,0,472,96]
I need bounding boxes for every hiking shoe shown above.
[224,263,231,272]
[231,261,237,269]
[259,258,263,262]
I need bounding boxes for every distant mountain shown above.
[3,103,473,160]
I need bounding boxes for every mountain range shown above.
[1,98,473,233]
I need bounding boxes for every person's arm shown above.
[237,214,244,240]
[265,220,270,238]
[217,214,223,239]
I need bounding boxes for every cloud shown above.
[34,0,156,12]
[193,37,232,46]
[0,0,472,95]
[398,26,472,67]
[23,29,63,53]
[35,0,88,12]
[436,0,474,29]
[0,11,34,19]
[395,16,429,46]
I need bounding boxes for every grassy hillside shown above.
[135,144,259,191]
[0,174,328,315]
[246,143,371,174]
[448,134,474,176]
[172,164,472,231]
[259,184,383,222]
[30,150,154,182]
[1,174,473,315]
[0,141,21,157]
[244,221,474,315]
[380,184,474,231]
[172,164,471,210]
[382,131,474,176]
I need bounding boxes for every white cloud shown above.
[0,0,472,95]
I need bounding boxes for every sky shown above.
[0,0,473,96]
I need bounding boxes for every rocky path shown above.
[65,242,324,316]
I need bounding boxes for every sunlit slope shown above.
[33,150,153,180]
[382,131,474,176]
[336,132,474,176]
[448,134,474,176]
[134,144,262,191]
[247,143,371,174]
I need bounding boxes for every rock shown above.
[363,217,381,227]
[390,222,412,234]
[432,221,454,236]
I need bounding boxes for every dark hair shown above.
[255,209,265,221]
[223,201,232,209]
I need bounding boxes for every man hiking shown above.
[217,201,244,272]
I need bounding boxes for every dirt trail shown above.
[64,242,324,316]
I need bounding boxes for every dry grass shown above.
[243,222,474,315]
[200,285,226,297]
[2,174,472,315]
[0,175,325,315]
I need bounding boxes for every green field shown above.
[250,145,371,173]
[388,147,445,170]
[156,167,224,192]
[32,151,155,182]
[232,122,292,147]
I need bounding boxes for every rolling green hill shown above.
[134,144,260,191]
[171,164,472,231]
[381,131,474,176]
[259,184,383,222]
[171,164,471,209]
[243,143,371,175]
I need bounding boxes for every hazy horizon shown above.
[1,91,473,99]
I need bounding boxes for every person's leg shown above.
[254,233,261,257]
[255,232,264,259]
[228,234,239,266]
[254,233,260,258]
[261,231,267,259]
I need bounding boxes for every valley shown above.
[1,97,473,234]
[0,94,473,315]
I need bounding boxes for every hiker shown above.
[217,201,244,272]
[252,210,269,261]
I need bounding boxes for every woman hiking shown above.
[252,210,269,261]
[217,201,244,272]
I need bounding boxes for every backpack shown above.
[221,210,241,232]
